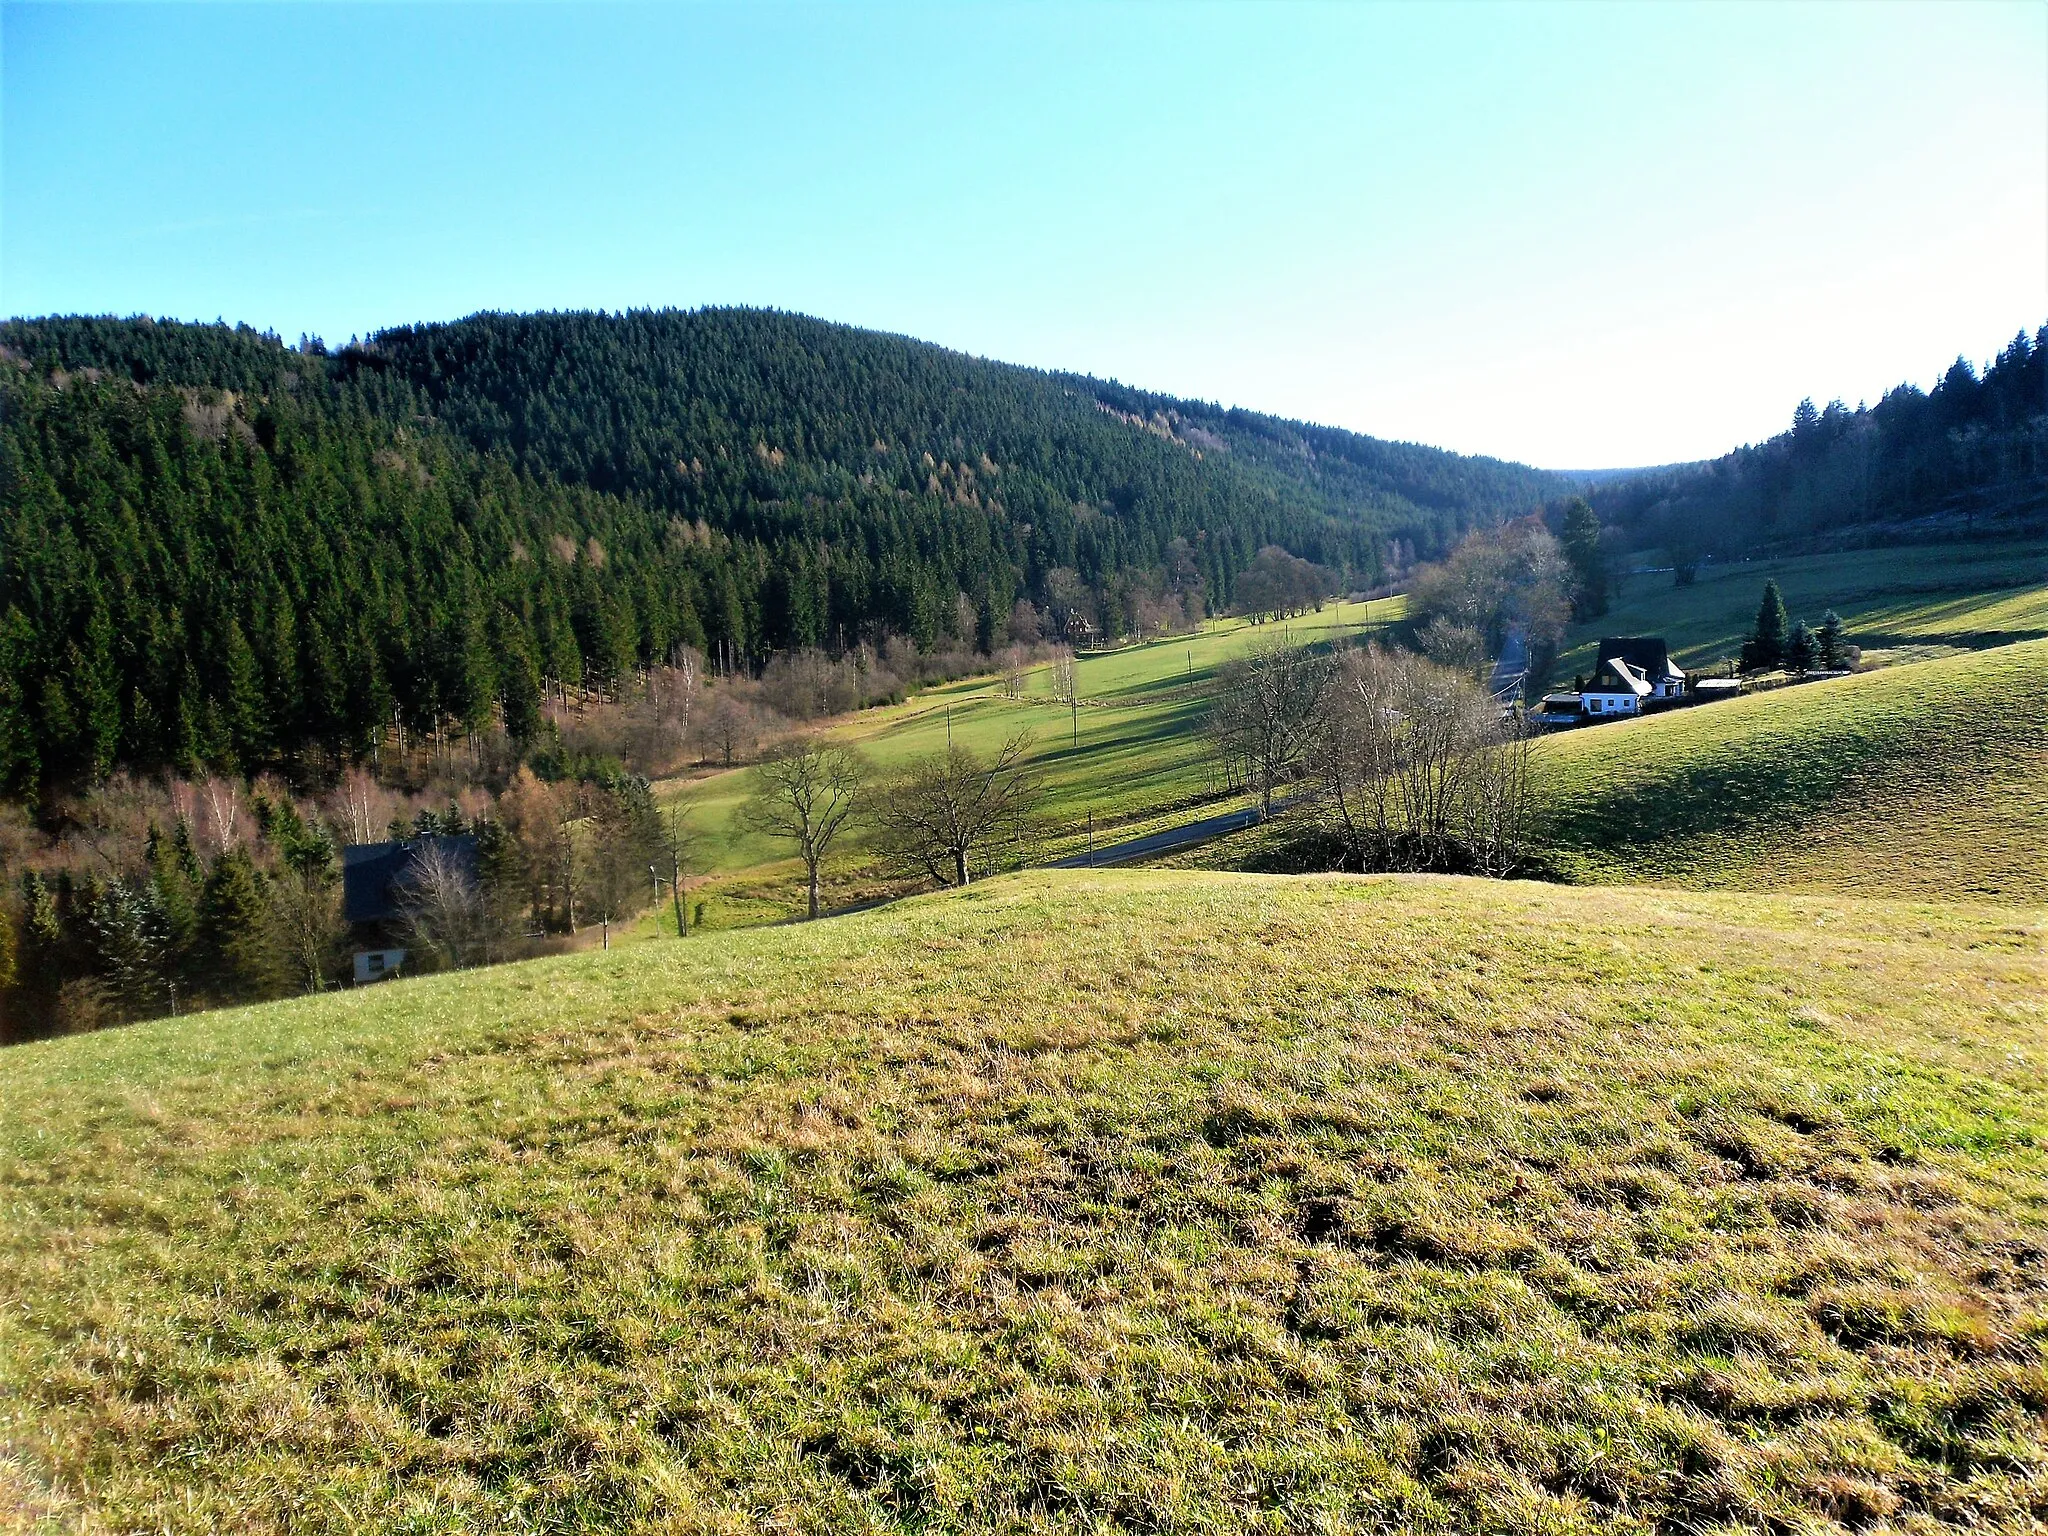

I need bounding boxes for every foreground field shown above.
[1530,638,2048,902]
[4,871,2045,1533]
[1553,539,2048,683]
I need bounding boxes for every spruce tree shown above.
[1558,497,1608,619]
[219,620,270,769]
[0,608,40,797]
[1740,581,1788,672]
[198,848,281,1003]
[16,870,63,1018]
[1817,610,1847,670]
[1784,619,1818,673]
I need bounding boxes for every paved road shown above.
[1047,796,1297,868]
[1489,625,1529,702]
[811,797,1301,921]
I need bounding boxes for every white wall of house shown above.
[353,949,408,984]
[1582,691,1641,716]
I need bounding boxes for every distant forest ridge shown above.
[1588,324,2048,557]
[0,306,2041,794]
[0,307,1562,792]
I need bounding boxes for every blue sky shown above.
[3,2,2043,467]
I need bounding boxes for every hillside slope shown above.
[1552,540,2048,682]
[1531,639,2048,901]
[4,872,2045,1533]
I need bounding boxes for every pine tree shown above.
[198,848,281,1003]
[1784,619,1818,673]
[1740,581,1788,672]
[1816,610,1847,670]
[1558,497,1607,619]
[0,608,40,798]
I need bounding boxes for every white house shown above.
[1596,637,1687,701]
[1581,655,1653,717]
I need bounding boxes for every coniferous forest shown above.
[0,308,1564,797]
[1588,327,2048,563]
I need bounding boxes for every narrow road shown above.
[1489,625,1529,702]
[1047,795,1298,868]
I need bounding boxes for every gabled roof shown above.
[1586,656,1652,697]
[1597,636,1685,681]
[342,835,478,925]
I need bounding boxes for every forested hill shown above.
[1591,325,2048,560]
[0,308,1560,794]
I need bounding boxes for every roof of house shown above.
[1586,656,1652,697]
[1597,636,1685,682]
[341,835,478,925]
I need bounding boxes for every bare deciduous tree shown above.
[875,732,1044,888]
[1314,646,1533,875]
[270,867,342,993]
[1048,648,1077,705]
[699,690,760,768]
[1207,636,1332,817]
[738,738,869,919]
[397,838,489,970]
[653,802,701,937]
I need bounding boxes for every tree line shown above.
[0,764,693,1042]
[1589,326,2048,559]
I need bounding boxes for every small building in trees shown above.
[341,835,477,983]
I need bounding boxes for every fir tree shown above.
[1558,497,1607,619]
[0,609,40,798]
[1816,610,1847,670]
[219,619,270,770]
[1784,619,1818,673]
[16,870,63,1017]
[1740,581,1788,672]
[198,848,281,1003]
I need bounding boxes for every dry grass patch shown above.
[1,872,2045,1532]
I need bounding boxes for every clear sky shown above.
[3,2,2043,468]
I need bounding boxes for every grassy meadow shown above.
[657,538,2045,928]
[1528,637,2048,902]
[5,870,2047,1533]
[1553,539,2048,683]
[643,598,1402,929]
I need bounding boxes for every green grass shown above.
[1529,638,2048,902]
[655,539,2047,922]
[1554,539,2048,683]
[645,601,1402,921]
[4,870,2046,1533]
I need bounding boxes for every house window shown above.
[367,953,385,974]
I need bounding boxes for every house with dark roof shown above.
[1581,655,1653,717]
[340,835,477,983]
[1596,637,1687,700]
[1571,637,1688,720]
